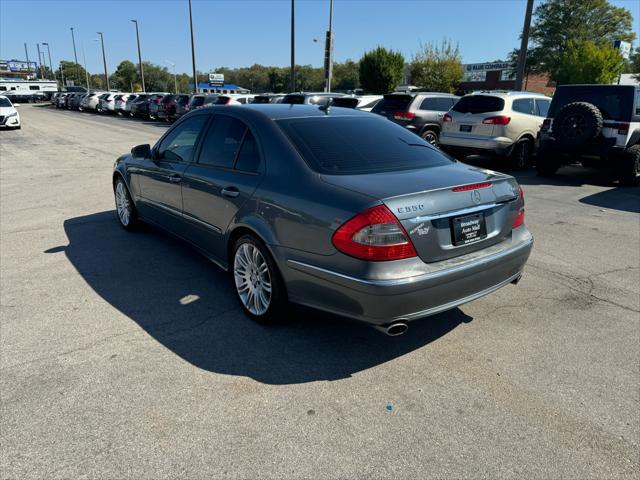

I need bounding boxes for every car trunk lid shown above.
[442,95,505,139]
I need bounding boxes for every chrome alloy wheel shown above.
[234,243,272,316]
[115,182,131,227]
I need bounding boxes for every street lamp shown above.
[290,0,295,91]
[96,32,110,91]
[188,0,197,94]
[70,27,78,64]
[325,0,334,93]
[131,20,145,92]
[166,60,178,93]
[42,43,55,84]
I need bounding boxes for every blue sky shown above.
[1,0,638,75]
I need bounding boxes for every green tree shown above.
[523,0,635,77]
[113,60,138,91]
[359,47,405,94]
[628,47,640,74]
[332,60,360,91]
[57,60,88,88]
[555,40,626,85]
[409,40,463,93]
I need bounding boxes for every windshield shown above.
[452,95,505,114]
[549,86,635,120]
[372,95,413,113]
[277,116,452,175]
[0,97,12,107]
[281,95,305,105]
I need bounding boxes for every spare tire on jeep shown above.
[553,102,603,147]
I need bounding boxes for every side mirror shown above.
[131,144,151,158]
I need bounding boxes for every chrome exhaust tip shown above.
[374,321,409,336]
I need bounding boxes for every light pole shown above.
[290,0,295,91]
[515,0,534,91]
[70,27,78,64]
[166,60,177,93]
[42,43,54,82]
[23,43,32,79]
[96,32,110,91]
[324,0,334,92]
[36,43,44,78]
[81,42,90,91]
[188,0,197,94]
[131,20,145,92]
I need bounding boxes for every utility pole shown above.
[36,44,44,78]
[81,43,90,91]
[70,27,78,64]
[43,43,54,82]
[188,0,198,94]
[131,20,145,92]
[515,0,534,91]
[97,32,110,90]
[290,0,295,91]
[324,0,334,92]
[24,43,32,79]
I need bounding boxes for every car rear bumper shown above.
[280,228,533,326]
[440,134,514,157]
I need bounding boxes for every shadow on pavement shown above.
[51,211,472,384]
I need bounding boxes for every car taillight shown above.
[442,113,452,122]
[451,182,492,192]
[332,204,417,261]
[609,122,630,134]
[393,111,415,120]
[541,118,551,132]
[482,115,511,125]
[512,185,525,229]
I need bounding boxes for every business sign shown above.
[613,40,632,60]
[208,73,224,86]
[463,62,513,82]
[0,60,38,75]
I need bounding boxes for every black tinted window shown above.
[235,131,261,173]
[191,96,205,107]
[536,99,550,117]
[331,97,359,108]
[419,97,454,111]
[512,98,535,115]
[198,115,247,168]
[278,117,451,175]
[548,86,634,120]
[372,95,412,113]
[281,95,305,105]
[157,115,208,163]
[453,95,504,114]
[253,96,272,104]
[0,98,11,107]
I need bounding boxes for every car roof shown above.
[386,92,458,97]
[467,90,549,98]
[231,103,374,120]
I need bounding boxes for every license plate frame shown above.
[460,124,472,132]
[451,212,487,246]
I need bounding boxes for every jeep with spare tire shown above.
[537,84,640,186]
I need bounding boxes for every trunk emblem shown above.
[471,190,481,204]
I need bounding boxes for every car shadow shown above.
[51,211,472,384]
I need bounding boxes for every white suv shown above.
[537,84,640,186]
[439,91,551,169]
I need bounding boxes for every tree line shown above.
[54,0,638,94]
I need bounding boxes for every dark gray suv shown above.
[372,92,459,146]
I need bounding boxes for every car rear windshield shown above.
[191,96,205,107]
[371,95,413,114]
[453,95,505,114]
[281,94,306,105]
[548,86,635,120]
[253,96,274,104]
[277,116,452,175]
[177,95,190,104]
[331,97,359,109]
[162,95,175,103]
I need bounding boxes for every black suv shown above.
[537,84,640,186]
[371,92,459,146]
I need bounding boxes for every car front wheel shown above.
[114,178,138,230]
[232,235,286,323]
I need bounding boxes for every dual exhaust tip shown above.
[375,321,409,336]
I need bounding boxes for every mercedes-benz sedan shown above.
[113,105,532,335]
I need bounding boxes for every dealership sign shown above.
[208,73,224,86]
[613,40,631,60]
[463,62,514,82]
[0,60,38,75]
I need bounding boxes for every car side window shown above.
[235,130,261,173]
[535,99,550,117]
[156,115,208,163]
[419,97,454,111]
[513,98,535,115]
[198,115,247,168]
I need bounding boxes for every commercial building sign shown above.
[463,62,513,82]
[0,60,38,75]
[208,73,224,86]
[613,40,632,60]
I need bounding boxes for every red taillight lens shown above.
[393,111,415,120]
[512,185,525,229]
[451,182,492,192]
[482,115,511,125]
[442,113,453,122]
[332,205,417,261]
[541,118,551,132]
[609,122,630,134]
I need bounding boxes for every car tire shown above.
[508,140,531,170]
[232,235,287,324]
[617,144,640,187]
[553,102,603,147]
[114,177,139,231]
[421,128,439,147]
[536,144,560,176]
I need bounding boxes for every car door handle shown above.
[168,175,182,183]
[221,186,240,198]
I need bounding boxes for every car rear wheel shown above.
[536,144,560,176]
[508,140,531,170]
[421,128,439,147]
[114,178,138,230]
[232,235,286,324]
[618,145,640,187]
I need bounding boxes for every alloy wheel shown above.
[234,243,272,316]
[115,181,131,227]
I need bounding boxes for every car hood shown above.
[0,107,17,116]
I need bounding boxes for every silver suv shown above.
[439,91,551,168]
[537,84,640,186]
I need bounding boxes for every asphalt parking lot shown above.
[1,104,639,479]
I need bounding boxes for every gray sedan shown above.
[113,105,532,335]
